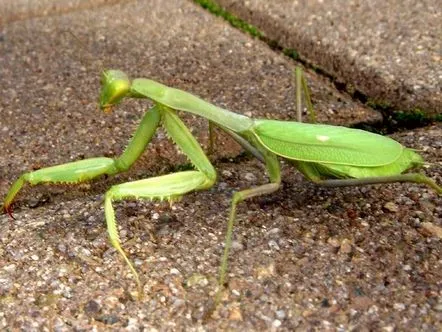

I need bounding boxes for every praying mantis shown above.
[3,68,441,298]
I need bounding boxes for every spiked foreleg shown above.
[160,105,217,182]
[103,105,217,296]
[3,106,161,215]
[104,171,212,296]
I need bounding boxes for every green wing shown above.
[253,119,403,167]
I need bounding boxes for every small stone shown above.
[420,222,442,239]
[103,296,120,308]
[275,310,286,319]
[272,319,282,328]
[125,318,140,332]
[393,303,406,311]
[229,307,243,321]
[30,254,39,261]
[222,170,232,177]
[302,309,314,318]
[384,202,399,212]
[3,264,16,273]
[339,239,353,254]
[352,296,373,310]
[84,300,101,315]
[170,268,180,275]
[96,314,119,325]
[231,240,244,251]
[244,172,256,182]
[266,228,280,237]
[186,274,208,288]
[57,243,67,253]
[173,298,186,308]
[268,240,280,250]
[327,237,340,248]
[256,263,275,279]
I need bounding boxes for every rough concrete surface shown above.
[0,0,441,330]
[0,0,130,25]
[217,0,442,115]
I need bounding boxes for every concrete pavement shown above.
[0,0,441,330]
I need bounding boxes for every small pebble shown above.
[266,228,280,237]
[384,202,399,212]
[244,172,256,182]
[275,310,286,319]
[433,304,442,312]
[231,289,240,297]
[231,241,244,251]
[268,240,280,250]
[173,298,186,308]
[327,237,340,248]
[339,239,352,254]
[393,303,406,311]
[420,222,442,239]
[222,170,232,177]
[96,314,119,325]
[229,307,243,321]
[186,274,208,287]
[3,264,16,273]
[125,318,140,332]
[84,300,101,315]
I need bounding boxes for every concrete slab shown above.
[0,0,441,330]
[217,0,442,116]
[0,0,129,25]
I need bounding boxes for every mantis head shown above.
[99,70,131,112]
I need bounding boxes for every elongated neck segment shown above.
[130,78,253,133]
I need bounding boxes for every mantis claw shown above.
[3,204,15,220]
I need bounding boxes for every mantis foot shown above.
[3,204,15,219]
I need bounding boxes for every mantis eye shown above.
[99,70,130,110]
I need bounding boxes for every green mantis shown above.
[3,69,441,298]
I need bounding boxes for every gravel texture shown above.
[217,0,442,115]
[0,0,130,25]
[0,0,441,330]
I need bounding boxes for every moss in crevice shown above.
[352,107,439,135]
[193,0,263,38]
[391,109,433,128]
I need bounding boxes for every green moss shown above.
[366,98,392,112]
[194,0,263,38]
[393,109,431,128]
[282,48,299,60]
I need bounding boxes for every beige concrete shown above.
[218,0,442,115]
